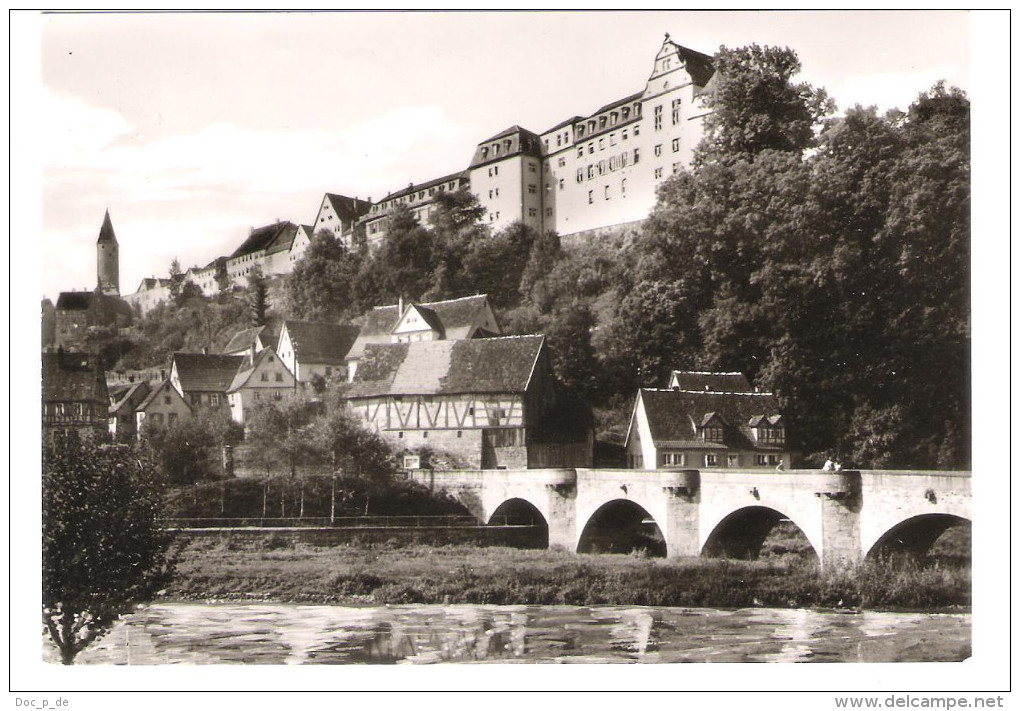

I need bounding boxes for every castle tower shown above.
[96,209,120,296]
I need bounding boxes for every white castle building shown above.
[126,34,715,313]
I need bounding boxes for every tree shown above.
[244,396,324,477]
[141,409,241,486]
[696,44,834,164]
[285,230,362,322]
[460,221,538,308]
[168,257,183,303]
[247,264,269,327]
[354,206,438,307]
[42,442,172,664]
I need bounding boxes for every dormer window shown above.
[702,426,723,443]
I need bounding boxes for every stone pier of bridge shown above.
[409,467,971,570]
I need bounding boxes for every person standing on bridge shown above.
[823,457,835,471]
[775,459,785,471]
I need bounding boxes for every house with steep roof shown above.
[225,347,297,425]
[347,334,591,469]
[107,380,151,441]
[123,277,173,316]
[53,290,134,351]
[313,193,372,248]
[135,379,193,436]
[42,351,110,449]
[346,294,501,381]
[225,221,296,287]
[223,325,273,357]
[625,376,796,470]
[169,352,244,413]
[277,320,361,384]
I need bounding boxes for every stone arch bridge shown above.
[409,468,971,570]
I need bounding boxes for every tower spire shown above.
[96,209,120,296]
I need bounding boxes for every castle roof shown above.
[97,209,117,244]
[282,320,361,365]
[230,221,296,259]
[324,194,372,224]
[172,353,244,393]
[375,171,470,207]
[265,222,300,256]
[664,39,716,88]
[348,334,544,399]
[469,126,543,168]
[632,388,785,451]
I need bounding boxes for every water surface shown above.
[58,603,971,664]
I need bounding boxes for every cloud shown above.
[827,69,966,114]
[41,91,468,298]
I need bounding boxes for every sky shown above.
[24,10,973,300]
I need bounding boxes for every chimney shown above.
[202,346,209,355]
[398,295,404,315]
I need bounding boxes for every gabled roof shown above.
[230,221,295,259]
[109,380,150,415]
[347,334,545,398]
[172,353,244,393]
[137,378,191,412]
[636,388,785,451]
[323,194,372,224]
[97,210,117,244]
[667,40,716,88]
[375,171,470,206]
[591,90,645,119]
[283,320,361,365]
[346,294,495,360]
[135,277,172,293]
[42,353,108,404]
[226,347,291,393]
[542,115,583,136]
[669,370,754,393]
[223,326,267,355]
[265,223,300,256]
[396,304,444,337]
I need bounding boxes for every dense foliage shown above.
[140,409,242,486]
[42,442,173,663]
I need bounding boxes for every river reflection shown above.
[58,603,971,664]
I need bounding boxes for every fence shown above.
[164,513,536,529]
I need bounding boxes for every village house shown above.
[345,294,501,381]
[226,347,298,425]
[276,320,361,384]
[625,372,796,470]
[135,378,193,436]
[42,351,110,450]
[222,324,278,357]
[107,380,151,442]
[346,334,592,469]
[123,277,172,316]
[169,352,244,413]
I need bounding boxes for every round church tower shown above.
[97,209,120,296]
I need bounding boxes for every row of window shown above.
[44,402,101,420]
[576,150,638,183]
[396,430,464,439]
[658,452,784,467]
[259,371,285,383]
[576,125,640,159]
[574,102,642,140]
[369,180,461,214]
[480,138,515,160]
[653,138,683,157]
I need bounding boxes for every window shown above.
[576,169,584,183]
[210,393,220,406]
[559,178,565,190]
[634,124,640,136]
[705,453,718,467]
[558,157,566,168]
[598,160,605,175]
[254,392,261,400]
[703,426,724,443]
[423,431,428,439]
[555,135,561,147]
[528,207,537,217]
[587,165,594,179]
[654,105,663,130]
[672,98,682,125]
[275,372,283,382]
[654,144,662,157]
[588,143,594,155]
[663,452,686,466]
[672,138,680,153]
[528,163,537,173]
[577,147,584,158]
[598,138,605,150]
[163,395,171,405]
[577,125,585,138]
[610,133,617,146]
[621,178,627,197]
[673,162,682,174]
[727,454,739,467]
[403,454,420,469]
[528,184,537,194]
[622,128,628,140]
[768,454,782,466]
[397,431,403,439]
[588,190,594,204]
[261,372,269,382]
[633,148,640,164]
[756,454,768,466]
[654,167,663,179]
[457,430,463,438]
[545,207,553,217]
[604,185,610,200]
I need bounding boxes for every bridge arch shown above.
[577,499,666,556]
[488,497,549,548]
[701,506,820,565]
[865,513,971,562]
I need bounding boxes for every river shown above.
[57,599,971,661]
[49,603,970,664]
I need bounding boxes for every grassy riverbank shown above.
[165,534,970,611]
